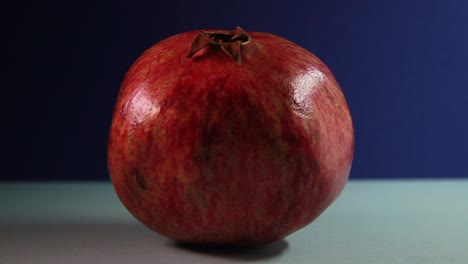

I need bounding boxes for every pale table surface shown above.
[1,180,467,264]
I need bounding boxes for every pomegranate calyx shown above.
[187,26,250,64]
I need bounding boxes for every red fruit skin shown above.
[108,29,354,246]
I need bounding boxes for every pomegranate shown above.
[108,27,354,246]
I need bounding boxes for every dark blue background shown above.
[5,0,468,181]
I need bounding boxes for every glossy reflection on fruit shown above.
[108,27,354,246]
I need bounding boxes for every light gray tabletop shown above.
[1,180,467,264]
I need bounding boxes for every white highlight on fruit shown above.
[128,86,160,124]
[291,67,324,117]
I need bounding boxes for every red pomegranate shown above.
[108,26,354,246]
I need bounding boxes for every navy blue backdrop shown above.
[5,0,468,181]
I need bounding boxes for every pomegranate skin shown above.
[108,28,354,246]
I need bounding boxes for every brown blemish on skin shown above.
[135,170,147,190]
[255,209,264,217]
[228,125,235,136]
